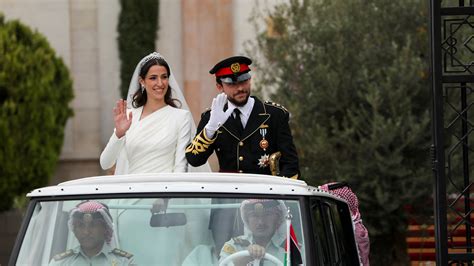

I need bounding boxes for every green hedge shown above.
[0,14,74,211]
[118,0,159,99]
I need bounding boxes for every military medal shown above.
[258,154,270,168]
[260,139,269,150]
[259,127,268,150]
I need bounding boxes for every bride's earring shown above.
[141,84,145,93]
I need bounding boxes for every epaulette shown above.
[222,243,236,254]
[112,248,134,259]
[53,249,74,261]
[232,237,251,247]
[264,100,288,113]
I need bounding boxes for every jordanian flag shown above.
[284,222,303,266]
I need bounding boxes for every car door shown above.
[309,197,360,265]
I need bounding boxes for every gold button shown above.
[239,156,244,161]
[239,141,244,146]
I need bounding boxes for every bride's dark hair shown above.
[132,58,181,108]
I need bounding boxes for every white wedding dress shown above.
[99,52,212,265]
[100,105,191,174]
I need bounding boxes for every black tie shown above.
[233,109,244,135]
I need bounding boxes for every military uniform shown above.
[49,245,135,266]
[186,55,300,254]
[186,96,299,178]
[219,235,285,266]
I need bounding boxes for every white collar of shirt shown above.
[228,97,255,128]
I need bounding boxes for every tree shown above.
[249,0,431,264]
[117,0,159,99]
[0,14,74,211]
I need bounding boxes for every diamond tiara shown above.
[139,52,163,69]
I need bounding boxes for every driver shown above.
[219,199,286,266]
[49,200,135,266]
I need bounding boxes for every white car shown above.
[10,173,360,265]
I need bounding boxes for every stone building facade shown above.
[0,0,283,184]
[0,1,287,263]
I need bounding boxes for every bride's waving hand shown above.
[113,99,132,138]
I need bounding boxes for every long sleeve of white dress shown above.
[100,108,137,173]
[100,130,125,170]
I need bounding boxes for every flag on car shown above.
[284,220,303,265]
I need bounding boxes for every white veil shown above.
[114,51,210,174]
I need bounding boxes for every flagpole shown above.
[285,207,292,266]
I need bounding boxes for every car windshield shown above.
[15,197,305,266]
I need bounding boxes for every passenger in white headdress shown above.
[49,201,135,266]
[219,199,287,266]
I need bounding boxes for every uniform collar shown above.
[76,243,111,260]
[221,97,269,140]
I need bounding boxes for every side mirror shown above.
[150,213,187,227]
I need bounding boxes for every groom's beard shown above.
[227,90,250,107]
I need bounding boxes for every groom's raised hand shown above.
[205,93,233,135]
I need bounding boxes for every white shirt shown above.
[227,97,255,128]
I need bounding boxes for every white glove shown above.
[205,93,234,134]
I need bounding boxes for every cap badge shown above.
[230,63,241,73]
[83,213,93,223]
[254,203,264,212]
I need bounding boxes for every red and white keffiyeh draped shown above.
[320,182,370,266]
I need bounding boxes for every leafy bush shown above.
[248,0,431,263]
[0,14,74,211]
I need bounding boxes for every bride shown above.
[100,52,211,265]
[100,51,203,174]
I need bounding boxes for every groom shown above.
[185,55,300,252]
[185,55,299,178]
